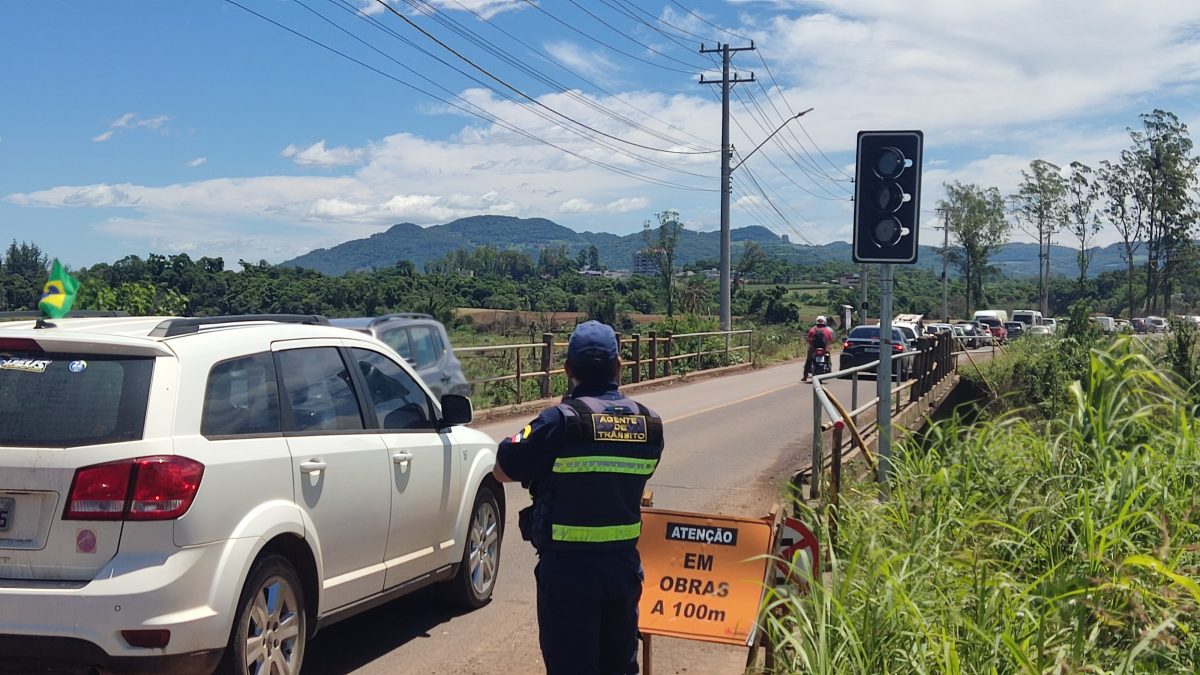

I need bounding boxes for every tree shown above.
[734,241,767,285]
[1008,159,1066,316]
[587,244,600,270]
[1124,110,1199,314]
[938,182,1009,315]
[642,210,684,318]
[1097,159,1143,320]
[1065,162,1101,291]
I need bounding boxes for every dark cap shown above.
[567,320,619,366]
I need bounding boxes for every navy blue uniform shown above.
[498,382,664,675]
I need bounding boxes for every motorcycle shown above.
[812,347,831,376]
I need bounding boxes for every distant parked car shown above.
[976,316,1008,343]
[1131,317,1148,333]
[331,313,470,398]
[839,325,912,380]
[1027,325,1054,338]
[1004,321,1025,339]
[957,323,986,348]
[1042,318,1058,333]
[1114,319,1132,333]
[1147,316,1169,334]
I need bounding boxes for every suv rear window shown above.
[0,352,153,447]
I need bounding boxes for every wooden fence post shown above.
[515,347,523,404]
[615,332,623,385]
[632,334,642,383]
[663,332,673,377]
[540,332,554,399]
[648,331,658,380]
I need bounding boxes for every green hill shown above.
[281,214,1136,278]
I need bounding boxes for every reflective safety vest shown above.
[528,395,664,553]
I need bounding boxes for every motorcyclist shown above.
[803,315,835,382]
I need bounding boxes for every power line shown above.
[397,0,715,152]
[562,0,709,71]
[756,50,853,181]
[223,0,715,193]
[610,0,715,44]
[736,86,851,198]
[519,0,700,75]
[435,0,715,150]
[668,0,751,42]
[370,0,713,155]
[747,71,850,185]
[316,0,713,178]
[592,0,701,54]
[722,85,850,201]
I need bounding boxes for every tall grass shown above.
[765,340,1200,673]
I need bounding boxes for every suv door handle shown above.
[299,460,328,475]
[392,452,414,464]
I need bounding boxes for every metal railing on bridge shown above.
[452,329,753,407]
[808,333,997,498]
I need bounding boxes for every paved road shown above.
[305,361,858,675]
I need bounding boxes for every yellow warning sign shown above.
[637,508,773,646]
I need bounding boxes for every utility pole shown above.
[859,264,869,325]
[700,42,755,331]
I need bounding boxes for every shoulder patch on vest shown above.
[591,413,649,443]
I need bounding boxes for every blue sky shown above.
[3,0,1200,268]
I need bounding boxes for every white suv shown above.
[0,314,503,674]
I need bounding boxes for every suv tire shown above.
[441,486,502,609]
[219,554,307,675]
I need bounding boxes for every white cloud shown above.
[185,156,207,168]
[93,112,171,142]
[560,198,597,213]
[281,140,366,167]
[544,42,617,82]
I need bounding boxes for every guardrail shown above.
[452,329,753,406]
[808,333,991,500]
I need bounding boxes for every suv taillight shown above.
[843,340,852,350]
[65,457,204,521]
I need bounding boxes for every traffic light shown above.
[853,130,923,264]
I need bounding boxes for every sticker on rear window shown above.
[0,357,52,373]
[68,360,88,373]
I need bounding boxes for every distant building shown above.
[837,273,860,288]
[633,249,664,276]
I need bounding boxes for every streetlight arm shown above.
[731,107,813,171]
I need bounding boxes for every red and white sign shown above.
[775,517,819,590]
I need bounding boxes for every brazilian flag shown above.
[39,259,80,319]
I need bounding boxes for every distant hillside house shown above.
[633,249,664,276]
[837,273,860,288]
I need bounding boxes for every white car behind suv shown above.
[0,314,503,674]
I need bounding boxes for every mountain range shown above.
[282,215,1136,279]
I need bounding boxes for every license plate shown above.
[0,497,12,531]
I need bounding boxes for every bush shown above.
[766,342,1200,673]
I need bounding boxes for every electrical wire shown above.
[394,0,714,152]
[436,0,715,150]
[562,0,709,71]
[609,0,715,44]
[668,0,752,42]
[749,75,850,185]
[756,51,854,181]
[737,87,850,198]
[518,0,700,75]
[223,0,715,192]
[314,0,713,178]
[369,0,714,155]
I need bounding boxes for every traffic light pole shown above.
[700,42,755,331]
[877,262,894,487]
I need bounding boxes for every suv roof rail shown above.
[0,310,130,322]
[371,313,435,324]
[150,314,330,337]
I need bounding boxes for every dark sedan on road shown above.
[839,325,911,380]
[1004,321,1025,339]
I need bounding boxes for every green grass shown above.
[765,339,1200,673]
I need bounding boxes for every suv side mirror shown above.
[440,394,473,427]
